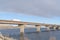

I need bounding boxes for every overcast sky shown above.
[0,0,60,17]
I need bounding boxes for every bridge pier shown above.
[18,24,25,34]
[35,25,41,32]
[58,27,60,30]
[18,24,25,40]
[45,25,50,31]
[53,27,56,30]
[47,27,50,31]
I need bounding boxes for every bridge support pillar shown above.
[18,24,25,34]
[18,24,25,40]
[47,27,50,31]
[58,27,60,30]
[45,25,50,31]
[36,25,41,32]
[53,27,56,30]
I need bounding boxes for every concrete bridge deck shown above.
[0,20,60,31]
[0,20,58,26]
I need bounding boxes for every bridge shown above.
[0,20,60,34]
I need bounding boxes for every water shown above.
[0,28,60,40]
[0,28,20,40]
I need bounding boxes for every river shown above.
[0,28,60,40]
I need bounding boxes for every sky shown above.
[0,0,60,25]
[0,0,60,17]
[0,12,60,25]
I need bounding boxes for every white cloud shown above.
[12,19,21,21]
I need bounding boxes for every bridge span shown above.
[0,20,60,34]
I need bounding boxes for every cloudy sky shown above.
[0,0,60,24]
[0,0,60,17]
